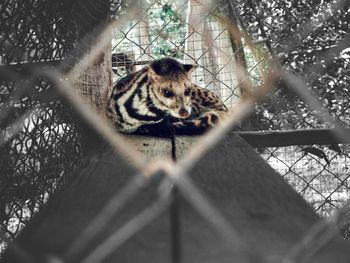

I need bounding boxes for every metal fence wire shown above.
[1,0,350,260]
[0,0,84,254]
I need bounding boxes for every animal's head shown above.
[147,57,197,119]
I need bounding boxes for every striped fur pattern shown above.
[106,57,228,135]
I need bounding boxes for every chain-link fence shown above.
[0,0,83,254]
[236,0,350,216]
[261,144,350,215]
[109,0,350,215]
[1,0,350,260]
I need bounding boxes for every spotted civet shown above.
[106,57,228,135]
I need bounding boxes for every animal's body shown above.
[106,57,228,135]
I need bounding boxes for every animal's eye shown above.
[184,88,191,96]
[163,89,174,98]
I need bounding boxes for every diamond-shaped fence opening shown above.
[1,0,350,259]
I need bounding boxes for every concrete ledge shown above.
[121,134,200,161]
[122,134,172,160]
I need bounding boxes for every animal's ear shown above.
[183,64,197,74]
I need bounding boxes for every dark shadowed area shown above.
[2,134,350,263]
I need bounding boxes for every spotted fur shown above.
[106,57,228,135]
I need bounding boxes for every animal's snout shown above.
[178,108,190,118]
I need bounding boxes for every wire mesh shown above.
[1,0,350,260]
[109,0,350,211]
[260,144,350,215]
[0,0,84,254]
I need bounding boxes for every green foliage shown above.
[146,3,186,58]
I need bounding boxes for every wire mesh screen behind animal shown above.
[238,1,350,131]
[260,144,350,215]
[111,0,248,106]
